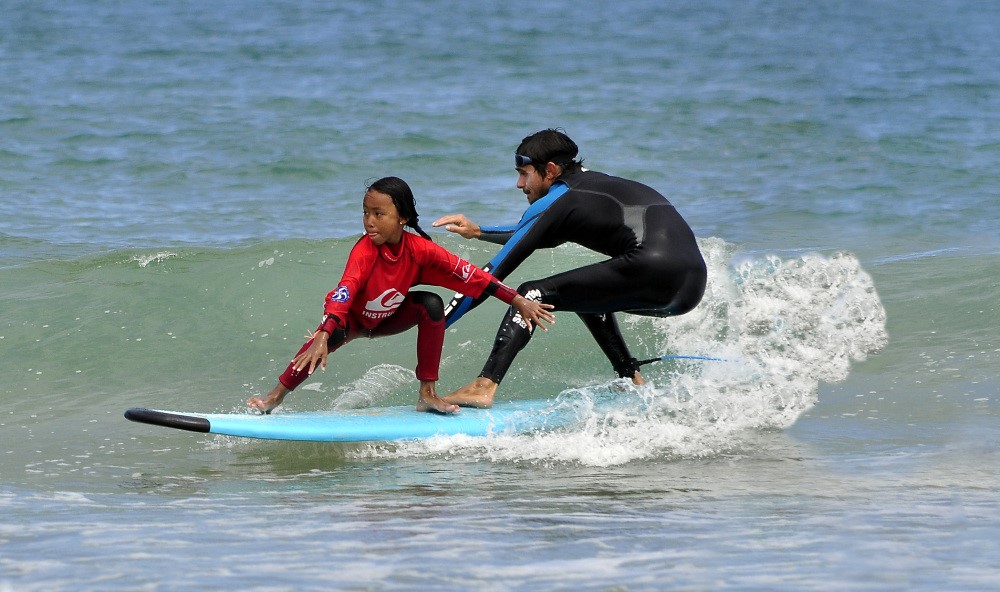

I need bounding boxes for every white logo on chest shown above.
[364,288,406,318]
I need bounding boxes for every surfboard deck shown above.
[124,398,575,442]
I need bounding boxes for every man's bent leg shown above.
[444,285,549,407]
[577,312,642,382]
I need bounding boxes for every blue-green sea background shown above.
[2,1,998,590]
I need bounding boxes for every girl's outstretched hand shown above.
[512,295,555,332]
[292,330,330,375]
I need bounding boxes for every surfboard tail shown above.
[125,408,211,433]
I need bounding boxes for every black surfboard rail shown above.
[125,408,211,433]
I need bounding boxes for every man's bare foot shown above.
[612,371,647,393]
[247,384,289,414]
[415,381,459,414]
[442,377,498,408]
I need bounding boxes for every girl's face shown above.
[363,189,407,246]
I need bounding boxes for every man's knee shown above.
[516,281,558,307]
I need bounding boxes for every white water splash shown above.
[333,364,415,409]
[655,238,889,429]
[377,238,888,466]
[131,252,177,267]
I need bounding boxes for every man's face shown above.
[516,163,554,204]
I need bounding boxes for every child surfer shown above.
[247,177,554,415]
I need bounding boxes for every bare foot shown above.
[415,381,459,414]
[246,384,289,414]
[612,371,647,393]
[442,377,498,408]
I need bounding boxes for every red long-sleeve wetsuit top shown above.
[318,231,519,335]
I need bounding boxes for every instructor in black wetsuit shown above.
[433,129,706,408]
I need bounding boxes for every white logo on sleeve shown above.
[364,288,406,319]
[454,259,474,282]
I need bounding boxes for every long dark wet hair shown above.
[366,176,432,241]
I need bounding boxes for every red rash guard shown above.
[318,232,518,335]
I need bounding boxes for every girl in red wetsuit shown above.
[247,177,554,414]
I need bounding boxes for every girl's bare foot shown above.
[415,381,459,414]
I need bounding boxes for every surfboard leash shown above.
[636,354,729,367]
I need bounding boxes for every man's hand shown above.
[432,214,481,240]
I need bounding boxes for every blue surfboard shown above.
[124,398,577,442]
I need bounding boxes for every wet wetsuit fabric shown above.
[279,232,519,390]
[448,169,707,383]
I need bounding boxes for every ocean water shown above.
[2,0,999,590]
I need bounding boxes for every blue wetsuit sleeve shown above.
[445,182,569,327]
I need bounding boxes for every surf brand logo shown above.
[454,259,474,282]
[328,286,350,303]
[364,288,406,319]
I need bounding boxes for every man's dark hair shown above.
[515,128,583,174]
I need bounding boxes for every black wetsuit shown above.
[447,168,707,383]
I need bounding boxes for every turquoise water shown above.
[2,0,999,590]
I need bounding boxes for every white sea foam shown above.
[131,251,177,268]
[381,239,888,466]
